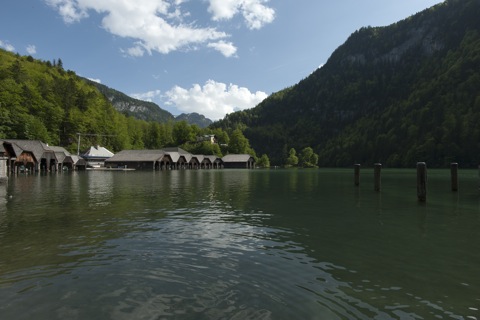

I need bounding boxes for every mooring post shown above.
[478,165,480,190]
[451,162,458,192]
[417,162,427,202]
[374,163,382,192]
[354,164,360,186]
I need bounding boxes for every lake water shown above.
[0,169,479,319]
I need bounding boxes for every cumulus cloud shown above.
[26,45,37,55]
[44,0,275,57]
[208,0,275,30]
[0,40,15,52]
[130,90,162,102]
[164,80,267,120]
[207,40,237,58]
[45,0,88,23]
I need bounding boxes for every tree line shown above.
[0,50,264,162]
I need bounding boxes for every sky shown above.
[0,0,444,121]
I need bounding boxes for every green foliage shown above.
[257,154,270,168]
[0,49,247,157]
[285,148,299,167]
[228,128,255,156]
[299,147,319,168]
[85,79,174,123]
[212,0,480,167]
[172,121,195,146]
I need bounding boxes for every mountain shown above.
[212,0,480,167]
[0,50,228,153]
[175,113,213,128]
[84,79,175,123]
[86,79,213,127]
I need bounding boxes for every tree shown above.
[228,128,250,154]
[257,154,270,168]
[299,147,319,168]
[285,148,298,167]
[173,121,194,146]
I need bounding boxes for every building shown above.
[2,139,56,172]
[81,145,114,168]
[222,154,256,169]
[105,150,173,170]
[49,146,87,171]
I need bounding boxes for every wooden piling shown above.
[417,162,427,202]
[451,163,458,192]
[354,164,360,186]
[374,163,382,192]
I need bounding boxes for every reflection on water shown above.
[0,169,479,319]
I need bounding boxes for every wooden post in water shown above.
[417,162,427,202]
[374,163,382,192]
[354,164,360,186]
[451,162,458,192]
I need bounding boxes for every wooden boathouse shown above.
[222,154,256,169]
[104,150,173,170]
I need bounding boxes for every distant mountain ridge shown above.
[84,79,174,123]
[175,112,213,128]
[85,79,212,127]
[212,0,480,167]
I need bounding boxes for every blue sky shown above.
[0,0,443,120]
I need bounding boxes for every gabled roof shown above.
[49,146,71,163]
[192,155,204,163]
[105,150,170,162]
[82,145,114,158]
[183,153,193,162]
[164,151,182,162]
[66,155,86,165]
[162,147,190,154]
[222,154,255,162]
[4,139,53,161]
[1,140,15,158]
[205,155,222,163]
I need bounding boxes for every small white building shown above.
[81,145,114,168]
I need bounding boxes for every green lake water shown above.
[0,168,479,319]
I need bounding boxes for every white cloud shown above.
[123,45,145,58]
[0,40,16,52]
[208,0,275,30]
[207,40,237,57]
[26,45,37,55]
[44,0,275,57]
[164,80,267,120]
[87,77,101,83]
[130,90,162,102]
[45,0,88,23]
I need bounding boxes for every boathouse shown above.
[49,146,87,171]
[222,154,255,169]
[3,139,56,172]
[162,147,190,170]
[205,155,223,169]
[105,150,173,170]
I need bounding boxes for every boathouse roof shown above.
[222,154,254,162]
[49,146,71,163]
[4,139,54,162]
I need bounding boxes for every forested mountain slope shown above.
[0,51,187,152]
[85,79,175,123]
[213,0,480,167]
[0,50,244,156]
[86,80,213,127]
